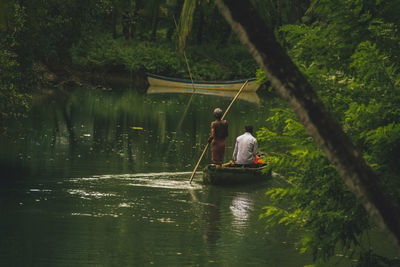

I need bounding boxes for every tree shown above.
[214,0,400,257]
[177,0,196,52]
[0,2,31,126]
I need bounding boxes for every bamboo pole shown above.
[189,80,249,184]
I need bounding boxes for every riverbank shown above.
[41,61,148,91]
[0,31,264,133]
[37,35,262,93]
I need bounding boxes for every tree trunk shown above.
[130,9,137,39]
[213,0,400,249]
[122,13,130,39]
[151,4,160,41]
[112,10,118,39]
[275,0,281,27]
[197,5,204,45]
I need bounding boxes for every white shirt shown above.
[232,132,258,164]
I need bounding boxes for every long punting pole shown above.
[189,80,249,184]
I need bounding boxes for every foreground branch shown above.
[214,0,400,249]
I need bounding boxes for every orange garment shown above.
[253,155,263,164]
[210,119,228,164]
[211,139,226,165]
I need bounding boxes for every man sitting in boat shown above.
[208,108,228,166]
[232,125,261,167]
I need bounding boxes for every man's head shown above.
[213,108,223,119]
[245,125,253,134]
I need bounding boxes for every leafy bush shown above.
[258,109,369,262]
[0,3,31,126]
[70,34,258,80]
[257,0,400,264]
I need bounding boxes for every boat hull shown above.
[147,74,260,92]
[203,164,271,185]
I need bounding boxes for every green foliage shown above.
[0,0,10,30]
[0,3,31,125]
[250,0,310,28]
[0,82,31,121]
[257,0,400,264]
[2,0,400,264]
[1,0,260,129]
[70,33,258,80]
[188,44,258,79]
[70,34,184,75]
[177,0,196,52]
[258,108,370,262]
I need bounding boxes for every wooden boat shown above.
[202,163,271,185]
[147,73,260,92]
[146,86,261,104]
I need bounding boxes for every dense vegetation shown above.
[0,2,31,127]
[1,0,400,265]
[257,0,400,265]
[70,34,257,80]
[0,0,264,124]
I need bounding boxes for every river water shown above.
[1,84,377,266]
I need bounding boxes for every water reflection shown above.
[147,86,261,104]
[70,172,203,190]
[1,168,318,266]
[1,86,274,181]
[67,189,117,199]
[202,186,222,246]
[230,192,253,232]
[0,85,320,266]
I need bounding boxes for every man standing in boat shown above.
[208,108,228,165]
[232,125,259,166]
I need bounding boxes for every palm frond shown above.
[177,0,197,53]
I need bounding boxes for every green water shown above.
[0,85,359,266]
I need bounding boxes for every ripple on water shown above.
[67,189,117,199]
[63,172,204,219]
[68,171,203,190]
